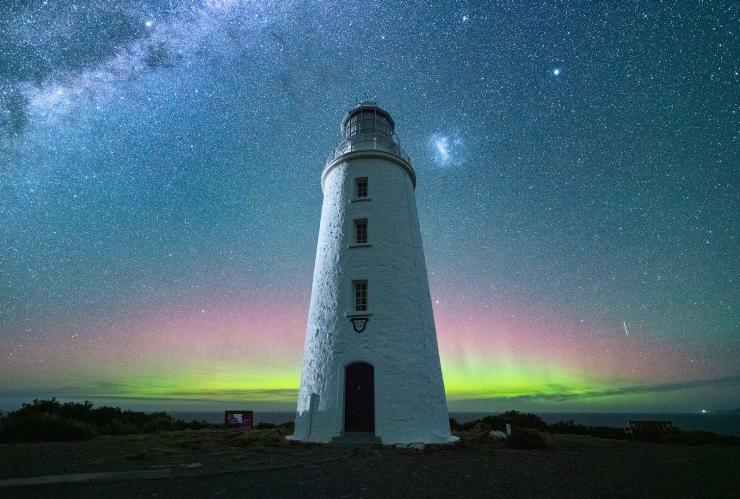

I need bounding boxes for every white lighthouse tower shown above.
[291,102,455,444]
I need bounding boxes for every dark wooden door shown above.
[344,362,374,433]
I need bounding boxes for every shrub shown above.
[0,398,214,443]
[1,412,96,442]
[449,418,462,431]
[140,412,180,433]
[547,420,626,440]
[101,418,138,435]
[255,422,277,429]
[236,428,287,446]
[459,419,482,431]
[279,421,295,433]
[497,411,547,430]
[505,428,548,449]
[464,411,548,433]
[188,419,211,430]
[680,431,739,447]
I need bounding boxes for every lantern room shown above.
[341,101,396,140]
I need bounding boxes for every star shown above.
[0,0,735,417]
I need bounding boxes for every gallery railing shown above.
[327,133,411,165]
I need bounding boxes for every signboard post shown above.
[224,410,254,429]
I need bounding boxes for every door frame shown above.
[343,361,375,434]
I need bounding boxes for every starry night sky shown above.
[1,1,738,413]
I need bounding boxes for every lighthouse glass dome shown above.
[342,102,395,139]
[328,102,411,168]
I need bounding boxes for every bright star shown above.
[145,20,153,28]
[462,15,469,22]
[553,68,561,76]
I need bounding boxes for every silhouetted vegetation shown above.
[505,428,548,449]
[452,410,548,433]
[0,399,213,443]
[236,428,288,446]
[449,417,461,432]
[487,410,548,430]
[254,421,295,432]
[547,420,626,440]
[680,430,740,447]
[449,412,739,447]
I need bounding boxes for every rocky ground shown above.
[1,428,738,498]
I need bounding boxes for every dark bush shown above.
[255,422,277,429]
[463,411,547,433]
[252,421,294,431]
[0,398,215,443]
[1,412,96,442]
[279,421,294,432]
[505,428,548,449]
[475,415,505,432]
[459,419,482,431]
[237,428,287,446]
[447,411,738,447]
[101,418,138,435]
[680,430,740,447]
[497,411,547,430]
[141,413,178,433]
[681,431,717,446]
[188,419,212,430]
[449,418,462,431]
[450,411,548,433]
[547,420,626,440]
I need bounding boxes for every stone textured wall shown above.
[292,154,454,444]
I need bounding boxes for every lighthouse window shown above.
[346,115,361,138]
[356,177,368,199]
[361,118,374,133]
[353,280,368,312]
[376,120,389,136]
[354,218,368,244]
[349,119,360,137]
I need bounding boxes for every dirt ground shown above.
[1,429,739,498]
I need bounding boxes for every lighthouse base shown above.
[330,433,382,446]
[288,433,459,445]
[288,420,459,445]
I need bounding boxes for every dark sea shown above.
[169,411,740,435]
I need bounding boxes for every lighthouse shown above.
[291,102,455,444]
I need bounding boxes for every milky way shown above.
[1,1,738,412]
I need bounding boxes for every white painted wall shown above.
[291,132,454,444]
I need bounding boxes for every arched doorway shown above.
[344,362,374,433]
